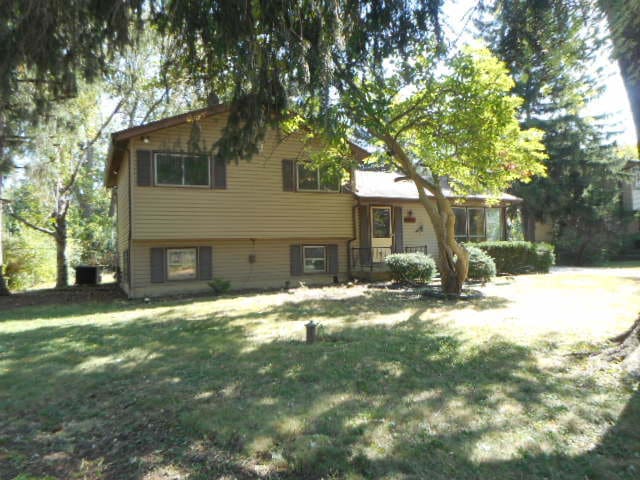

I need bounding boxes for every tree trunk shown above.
[599,0,640,156]
[417,189,469,296]
[55,218,68,288]
[380,134,469,295]
[0,176,9,295]
[522,207,536,242]
[601,316,640,378]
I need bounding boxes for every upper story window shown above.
[155,153,209,187]
[296,163,340,192]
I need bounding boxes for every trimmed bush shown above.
[475,241,555,274]
[208,278,231,295]
[465,245,496,282]
[385,252,436,284]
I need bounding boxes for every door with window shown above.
[371,206,392,263]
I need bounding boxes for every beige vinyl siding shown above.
[130,238,349,298]
[116,155,131,293]
[129,115,353,240]
[399,202,439,256]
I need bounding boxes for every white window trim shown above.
[154,152,211,188]
[166,247,198,281]
[303,245,327,274]
[296,163,340,192]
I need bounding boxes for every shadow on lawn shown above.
[0,291,637,479]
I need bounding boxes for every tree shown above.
[598,0,640,156]
[7,85,114,287]
[301,47,545,293]
[0,174,9,295]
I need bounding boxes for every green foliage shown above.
[385,253,436,284]
[3,229,56,291]
[475,241,555,274]
[465,245,497,282]
[208,278,231,295]
[484,2,629,265]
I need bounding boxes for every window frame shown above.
[371,206,392,239]
[302,245,327,274]
[296,162,340,192]
[166,247,198,281]
[154,152,211,188]
[453,206,504,243]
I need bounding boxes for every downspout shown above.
[347,199,360,280]
[127,147,132,294]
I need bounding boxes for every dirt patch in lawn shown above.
[0,283,125,310]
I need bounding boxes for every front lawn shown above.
[1,267,640,479]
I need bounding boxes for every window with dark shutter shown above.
[290,245,303,275]
[198,246,213,280]
[282,159,296,191]
[137,150,152,186]
[326,244,339,274]
[213,158,226,189]
[393,207,404,252]
[150,248,165,283]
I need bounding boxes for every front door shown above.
[371,206,392,263]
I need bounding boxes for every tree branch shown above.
[8,210,55,236]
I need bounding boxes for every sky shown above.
[443,0,638,148]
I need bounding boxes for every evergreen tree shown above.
[481,0,625,264]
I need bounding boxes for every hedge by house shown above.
[474,241,555,274]
[385,252,436,284]
[465,245,497,282]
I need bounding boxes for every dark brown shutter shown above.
[358,205,371,265]
[150,248,165,283]
[282,159,296,191]
[198,246,213,280]
[393,206,404,253]
[290,245,303,275]
[213,157,227,189]
[326,244,339,274]
[137,150,152,186]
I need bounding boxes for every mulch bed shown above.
[0,283,126,310]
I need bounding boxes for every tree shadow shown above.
[0,291,634,479]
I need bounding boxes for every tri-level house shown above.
[106,106,518,298]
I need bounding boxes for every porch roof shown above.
[353,170,522,204]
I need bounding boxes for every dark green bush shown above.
[208,278,231,295]
[475,241,555,274]
[385,252,436,284]
[465,245,496,282]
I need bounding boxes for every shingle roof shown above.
[353,170,521,203]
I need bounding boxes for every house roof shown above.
[353,170,522,204]
[105,104,370,187]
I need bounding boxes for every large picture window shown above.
[453,207,503,242]
[166,248,197,280]
[303,246,327,273]
[296,163,340,192]
[155,153,209,187]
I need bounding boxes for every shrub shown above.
[208,278,231,295]
[475,241,555,274]
[385,252,436,284]
[465,245,496,282]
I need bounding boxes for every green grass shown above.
[1,268,640,480]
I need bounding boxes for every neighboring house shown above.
[106,106,519,298]
[622,160,640,244]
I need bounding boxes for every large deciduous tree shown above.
[306,48,546,293]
